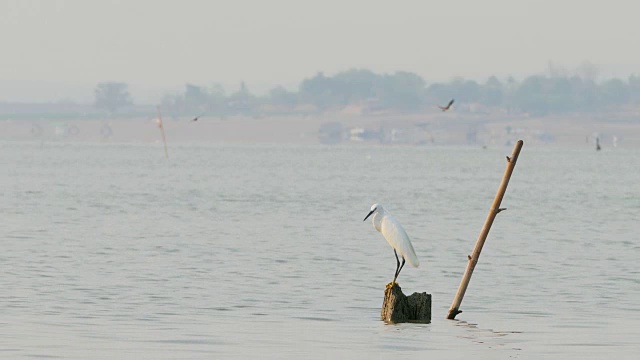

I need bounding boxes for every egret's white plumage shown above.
[364,203,419,284]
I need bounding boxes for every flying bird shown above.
[438,99,455,111]
[363,204,419,286]
[192,114,204,122]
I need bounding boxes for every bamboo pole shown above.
[157,106,169,159]
[447,140,523,320]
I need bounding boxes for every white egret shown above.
[363,204,419,286]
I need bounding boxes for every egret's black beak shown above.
[363,210,374,221]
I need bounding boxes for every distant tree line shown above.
[94,82,133,114]
[97,69,640,117]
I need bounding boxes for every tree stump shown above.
[381,283,431,323]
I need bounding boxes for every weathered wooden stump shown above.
[381,283,431,323]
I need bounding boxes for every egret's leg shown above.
[392,250,400,284]
[397,257,406,279]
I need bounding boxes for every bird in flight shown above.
[192,114,204,122]
[438,99,455,111]
[364,204,419,287]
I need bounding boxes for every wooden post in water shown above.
[381,283,431,323]
[156,106,169,159]
[447,140,523,320]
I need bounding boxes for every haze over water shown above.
[2,1,639,102]
[1,140,639,359]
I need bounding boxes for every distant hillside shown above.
[2,69,639,120]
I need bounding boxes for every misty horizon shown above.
[2,0,639,103]
[1,62,638,105]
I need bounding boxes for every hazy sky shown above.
[1,0,638,103]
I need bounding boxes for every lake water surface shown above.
[1,141,639,359]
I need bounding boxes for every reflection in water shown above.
[453,319,523,350]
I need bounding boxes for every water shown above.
[1,141,639,359]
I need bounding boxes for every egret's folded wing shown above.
[381,216,420,267]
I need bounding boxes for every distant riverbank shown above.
[1,113,638,148]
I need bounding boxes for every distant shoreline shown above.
[1,113,638,148]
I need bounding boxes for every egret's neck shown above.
[372,211,384,232]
